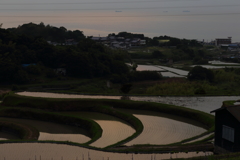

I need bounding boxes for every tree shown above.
[187,66,214,82]
[152,50,164,58]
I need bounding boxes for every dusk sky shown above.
[1,0,240,42]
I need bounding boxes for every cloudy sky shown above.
[1,0,240,41]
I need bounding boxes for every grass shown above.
[0,119,39,140]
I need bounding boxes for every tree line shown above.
[0,27,129,84]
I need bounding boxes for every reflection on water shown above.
[17,91,120,99]
[136,65,165,71]
[156,65,189,76]
[65,112,135,148]
[0,143,212,160]
[131,96,240,114]
[1,118,90,143]
[128,114,206,145]
[161,72,185,77]
[118,109,206,145]
[16,92,240,114]
[5,92,223,158]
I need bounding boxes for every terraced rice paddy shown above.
[156,66,189,76]
[131,96,240,113]
[136,65,165,71]
[118,109,206,145]
[0,118,90,143]
[0,143,212,160]
[2,92,218,159]
[135,64,188,77]
[16,92,240,114]
[161,71,185,77]
[12,92,213,147]
[64,112,135,148]
[17,91,120,99]
[127,114,205,145]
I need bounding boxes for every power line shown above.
[0,0,200,5]
[1,12,240,18]
[0,4,239,11]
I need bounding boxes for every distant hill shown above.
[0,26,129,84]
[7,22,85,43]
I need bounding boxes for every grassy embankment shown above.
[0,120,39,140]
[1,93,214,153]
[0,94,103,146]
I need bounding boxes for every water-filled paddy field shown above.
[117,109,206,146]
[64,112,135,148]
[135,63,240,77]
[16,92,240,113]
[64,111,206,147]
[0,143,212,160]
[0,118,90,143]
[0,91,222,159]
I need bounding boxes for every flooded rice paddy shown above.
[136,63,240,77]
[131,96,240,114]
[118,109,206,145]
[6,92,234,158]
[64,111,205,147]
[155,66,189,77]
[135,65,165,72]
[16,92,240,114]
[136,65,188,77]
[17,91,120,99]
[0,118,90,143]
[126,114,205,145]
[0,143,212,160]
[208,61,240,65]
[160,72,185,78]
[64,112,135,148]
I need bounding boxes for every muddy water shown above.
[65,112,135,148]
[0,143,212,160]
[118,109,206,145]
[0,118,90,143]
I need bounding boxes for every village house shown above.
[211,103,240,153]
[90,36,146,49]
[215,37,232,46]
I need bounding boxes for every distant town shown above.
[48,35,239,51]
